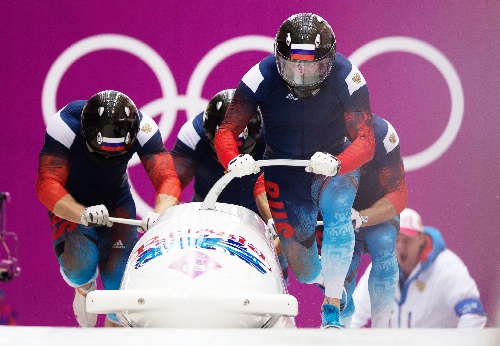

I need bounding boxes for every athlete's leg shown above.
[279,228,320,284]
[316,215,362,327]
[51,213,99,327]
[313,170,359,327]
[97,197,138,327]
[340,238,365,327]
[51,213,99,286]
[364,218,398,328]
[264,168,321,285]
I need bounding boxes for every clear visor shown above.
[276,51,333,89]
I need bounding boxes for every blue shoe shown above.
[321,304,345,329]
[317,284,347,312]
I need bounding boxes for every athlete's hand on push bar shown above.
[228,154,260,177]
[139,212,161,233]
[81,204,112,227]
[306,152,341,176]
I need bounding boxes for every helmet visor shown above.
[276,50,333,89]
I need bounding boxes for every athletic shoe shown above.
[73,281,97,327]
[321,304,345,329]
[317,284,347,312]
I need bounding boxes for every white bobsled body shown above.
[87,202,297,328]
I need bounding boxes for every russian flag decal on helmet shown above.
[290,43,315,61]
[101,136,126,151]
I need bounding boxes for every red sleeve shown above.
[214,92,257,169]
[170,146,198,190]
[36,153,70,212]
[253,173,266,199]
[379,160,409,214]
[141,150,182,201]
[337,111,375,174]
[214,128,239,169]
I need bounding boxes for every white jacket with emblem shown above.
[350,227,487,328]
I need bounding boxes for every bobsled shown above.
[87,159,309,328]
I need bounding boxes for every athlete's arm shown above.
[359,160,408,227]
[356,117,408,227]
[335,64,375,173]
[253,173,283,255]
[337,109,375,174]
[214,91,256,169]
[170,115,205,189]
[357,198,396,228]
[170,141,199,190]
[37,107,88,223]
[254,173,272,222]
[141,150,181,213]
[36,153,85,223]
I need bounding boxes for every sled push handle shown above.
[107,159,310,226]
[108,216,142,227]
[87,290,298,317]
[200,159,310,211]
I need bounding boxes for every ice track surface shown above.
[1,327,499,346]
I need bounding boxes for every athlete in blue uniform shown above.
[214,13,375,328]
[170,89,265,214]
[317,114,408,327]
[36,90,181,327]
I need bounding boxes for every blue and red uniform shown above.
[214,53,375,300]
[36,100,181,322]
[170,112,265,215]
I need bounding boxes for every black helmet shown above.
[275,13,336,98]
[203,89,262,156]
[81,90,140,163]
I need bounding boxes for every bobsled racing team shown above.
[37,13,488,329]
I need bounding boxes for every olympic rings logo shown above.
[42,34,463,216]
[348,37,464,171]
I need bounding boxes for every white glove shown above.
[139,212,160,233]
[228,154,260,178]
[81,204,112,227]
[267,218,278,239]
[305,152,341,176]
[351,208,368,231]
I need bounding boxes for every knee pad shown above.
[60,266,98,288]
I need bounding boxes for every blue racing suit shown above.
[214,53,375,303]
[37,100,181,323]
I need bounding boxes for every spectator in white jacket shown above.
[350,208,487,328]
